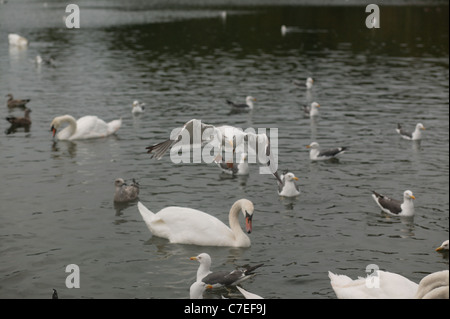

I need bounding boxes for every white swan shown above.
[137,199,254,247]
[329,269,449,299]
[50,115,121,141]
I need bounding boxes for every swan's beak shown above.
[245,212,252,234]
[51,126,57,137]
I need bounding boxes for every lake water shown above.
[0,0,448,299]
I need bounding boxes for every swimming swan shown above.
[50,115,121,140]
[137,199,254,247]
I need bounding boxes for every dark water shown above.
[0,0,448,299]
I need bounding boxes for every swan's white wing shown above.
[143,205,236,246]
[329,270,418,299]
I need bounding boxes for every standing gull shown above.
[306,142,348,161]
[226,96,256,110]
[303,102,320,117]
[371,190,415,217]
[396,123,425,140]
[114,178,139,203]
[190,253,264,288]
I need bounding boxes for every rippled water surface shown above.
[0,0,448,299]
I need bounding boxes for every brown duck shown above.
[5,108,32,134]
[6,93,30,109]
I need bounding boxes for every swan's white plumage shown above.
[9,33,28,47]
[51,115,121,141]
[328,270,419,299]
[137,199,253,247]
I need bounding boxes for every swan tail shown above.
[328,271,353,287]
[137,201,157,225]
[108,118,122,134]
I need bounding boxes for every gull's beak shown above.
[421,127,426,130]
[293,177,299,181]
[206,284,213,289]
[316,104,320,108]
[435,246,444,252]
[306,145,311,149]
[410,195,416,200]
[189,256,198,261]
[253,98,257,101]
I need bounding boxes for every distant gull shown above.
[190,252,264,287]
[8,33,28,47]
[303,102,320,117]
[52,289,58,299]
[190,281,213,299]
[396,123,425,140]
[436,240,449,252]
[6,93,30,109]
[306,142,348,161]
[114,178,139,203]
[371,190,415,217]
[236,286,264,299]
[226,96,256,110]
[273,171,300,197]
[131,100,145,114]
[35,55,55,66]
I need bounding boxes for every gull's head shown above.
[239,152,248,163]
[189,281,213,299]
[403,190,415,200]
[307,77,314,84]
[132,100,139,107]
[190,253,212,266]
[284,172,299,182]
[114,178,126,188]
[436,240,449,252]
[306,142,320,150]
[311,102,320,109]
[416,123,425,130]
[246,96,256,103]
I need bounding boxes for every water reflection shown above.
[51,140,77,158]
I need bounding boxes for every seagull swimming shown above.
[226,96,256,110]
[396,123,425,140]
[113,178,140,203]
[303,102,320,117]
[306,142,348,161]
[371,190,415,217]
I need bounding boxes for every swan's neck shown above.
[229,201,249,245]
[58,115,77,137]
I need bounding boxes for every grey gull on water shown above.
[131,100,145,114]
[396,123,425,140]
[303,102,320,117]
[226,96,256,110]
[371,190,415,217]
[306,142,348,161]
[273,171,300,197]
[190,252,264,288]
